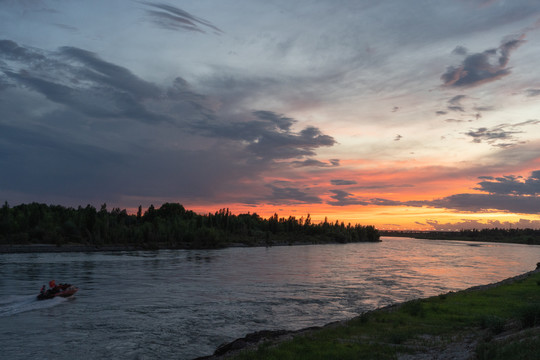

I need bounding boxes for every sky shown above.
[0,0,539,230]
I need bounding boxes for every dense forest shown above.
[381,229,540,245]
[0,202,380,249]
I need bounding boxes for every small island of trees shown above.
[0,202,380,251]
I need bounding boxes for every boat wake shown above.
[0,294,67,317]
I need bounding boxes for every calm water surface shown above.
[1,237,540,359]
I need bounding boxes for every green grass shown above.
[476,329,540,360]
[229,271,540,359]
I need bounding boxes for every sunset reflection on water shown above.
[1,237,539,359]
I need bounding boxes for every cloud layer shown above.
[0,40,336,206]
[1,0,539,229]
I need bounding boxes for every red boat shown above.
[37,284,78,300]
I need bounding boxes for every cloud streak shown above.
[464,120,540,147]
[142,2,222,34]
[0,41,171,124]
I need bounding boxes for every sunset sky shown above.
[1,0,539,230]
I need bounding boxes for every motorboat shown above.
[37,284,78,300]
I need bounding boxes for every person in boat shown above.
[49,280,60,293]
[40,285,46,295]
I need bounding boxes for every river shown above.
[1,237,539,359]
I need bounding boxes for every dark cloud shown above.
[330,179,357,186]
[142,2,222,34]
[0,40,336,208]
[437,94,467,115]
[0,39,46,63]
[252,110,295,131]
[5,70,169,123]
[358,184,414,190]
[465,120,540,147]
[441,35,525,87]
[465,126,520,146]
[449,94,466,105]
[0,108,272,207]
[474,106,495,112]
[417,170,540,214]
[329,159,340,166]
[192,110,336,161]
[425,193,539,214]
[266,184,322,204]
[370,198,408,206]
[291,159,339,167]
[475,171,540,196]
[0,122,126,198]
[59,46,161,99]
[0,41,173,124]
[328,190,369,206]
[447,95,466,111]
[452,46,468,55]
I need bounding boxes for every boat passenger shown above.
[49,280,56,289]
[40,285,46,294]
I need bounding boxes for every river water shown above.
[1,237,539,359]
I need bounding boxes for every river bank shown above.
[197,265,540,359]
[0,243,147,253]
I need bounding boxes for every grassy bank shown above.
[207,268,540,360]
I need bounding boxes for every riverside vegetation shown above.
[0,202,379,249]
[204,269,540,360]
[381,229,540,245]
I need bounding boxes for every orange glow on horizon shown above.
[120,165,540,231]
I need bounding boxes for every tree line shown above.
[381,228,540,245]
[0,202,380,249]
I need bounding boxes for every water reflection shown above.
[1,237,540,360]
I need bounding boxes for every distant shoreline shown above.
[0,239,381,254]
[381,229,540,245]
[0,244,143,254]
[3,232,540,254]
